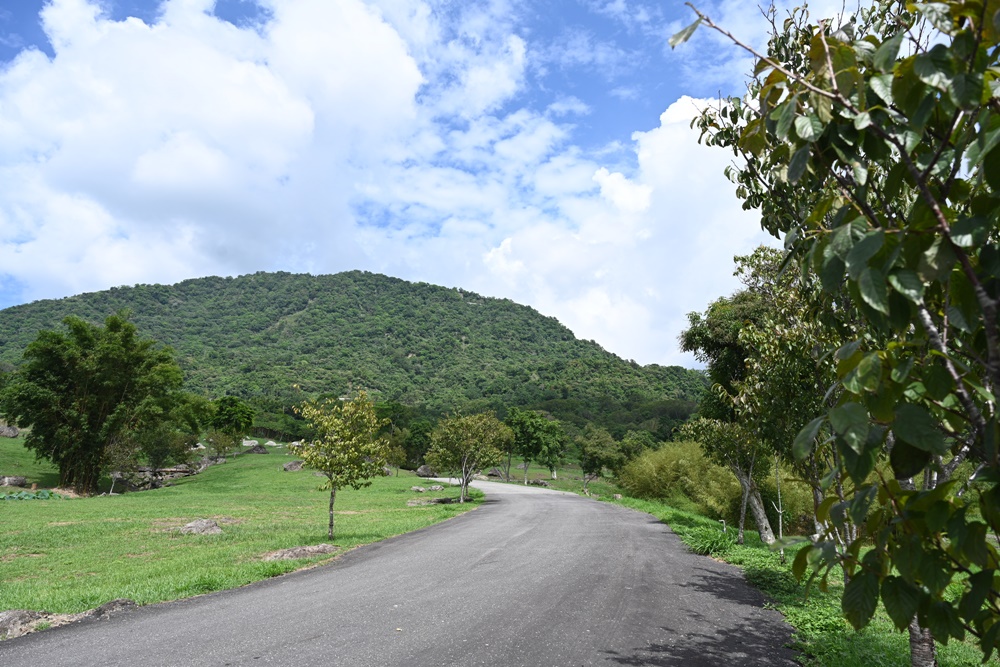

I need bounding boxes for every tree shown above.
[0,312,182,495]
[675,1,1000,661]
[506,407,564,483]
[577,425,622,493]
[290,391,388,540]
[425,413,512,502]
[680,281,776,545]
[211,396,255,437]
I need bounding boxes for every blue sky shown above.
[0,0,845,366]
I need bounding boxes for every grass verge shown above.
[614,496,987,667]
[0,437,479,614]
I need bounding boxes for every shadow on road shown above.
[601,617,794,666]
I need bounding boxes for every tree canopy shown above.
[0,312,183,494]
[675,0,1000,661]
[426,413,512,502]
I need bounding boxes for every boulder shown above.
[88,598,137,619]
[529,479,550,487]
[283,460,304,472]
[0,425,19,438]
[382,466,393,476]
[265,440,279,447]
[613,494,623,500]
[245,444,269,454]
[180,519,222,535]
[487,468,504,477]
[0,610,43,639]
[262,544,338,561]
[190,442,206,450]
[289,441,301,448]
[428,485,444,491]
[415,465,436,478]
[0,476,27,487]
[242,439,257,447]
[410,486,426,493]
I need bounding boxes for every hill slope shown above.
[0,271,704,436]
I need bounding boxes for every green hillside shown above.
[0,271,704,437]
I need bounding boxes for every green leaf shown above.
[915,3,955,34]
[890,437,932,479]
[881,576,921,631]
[924,600,964,643]
[793,416,825,460]
[775,96,798,140]
[831,402,869,454]
[888,269,926,303]
[870,73,894,104]
[858,266,890,314]
[960,570,992,619]
[948,72,984,109]
[787,145,811,183]
[846,230,884,280]
[792,544,813,581]
[843,570,880,629]
[873,33,903,72]
[853,110,872,130]
[795,115,824,142]
[668,17,702,49]
[894,403,946,453]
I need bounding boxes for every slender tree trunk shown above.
[732,467,776,544]
[523,461,530,485]
[328,486,337,540]
[505,450,513,482]
[908,617,938,667]
[550,468,557,480]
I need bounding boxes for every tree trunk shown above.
[523,461,530,485]
[908,616,938,667]
[504,450,513,482]
[733,467,776,544]
[328,486,337,540]
[737,475,749,545]
[550,468,557,480]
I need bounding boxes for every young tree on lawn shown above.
[0,312,182,495]
[506,407,564,483]
[291,391,388,540]
[576,425,622,493]
[673,1,1000,661]
[426,413,512,502]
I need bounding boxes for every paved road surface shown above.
[0,481,797,666]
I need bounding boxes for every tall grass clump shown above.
[615,441,739,519]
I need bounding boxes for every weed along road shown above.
[0,481,797,666]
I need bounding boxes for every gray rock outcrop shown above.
[415,465,436,478]
[245,444,269,454]
[0,425,19,438]
[0,476,27,487]
[180,519,222,535]
[283,460,304,472]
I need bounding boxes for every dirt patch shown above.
[50,488,85,499]
[0,599,137,641]
[261,544,339,561]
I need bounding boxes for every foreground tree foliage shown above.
[426,413,512,502]
[675,0,1000,662]
[291,391,388,540]
[0,312,182,495]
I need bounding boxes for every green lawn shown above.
[0,437,478,614]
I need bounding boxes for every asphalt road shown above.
[0,480,797,666]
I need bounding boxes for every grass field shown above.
[0,436,478,614]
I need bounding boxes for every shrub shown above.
[615,441,740,518]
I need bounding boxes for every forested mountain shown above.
[0,271,705,437]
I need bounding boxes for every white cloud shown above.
[0,0,786,369]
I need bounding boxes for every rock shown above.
[0,476,27,487]
[428,485,444,491]
[262,544,338,561]
[289,441,301,448]
[265,440,278,447]
[613,494,623,500]
[0,610,43,639]
[88,598,137,619]
[415,465,436,478]
[283,460,304,472]
[0,425,19,438]
[487,468,504,477]
[180,519,222,535]
[529,479,550,487]
[245,444,269,454]
[242,439,257,447]
[382,466,393,476]
[191,442,206,450]
[411,486,426,493]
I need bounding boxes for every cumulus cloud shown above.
[0,0,789,367]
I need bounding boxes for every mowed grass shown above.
[0,437,477,614]
[615,496,989,667]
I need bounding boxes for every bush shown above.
[615,441,740,518]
